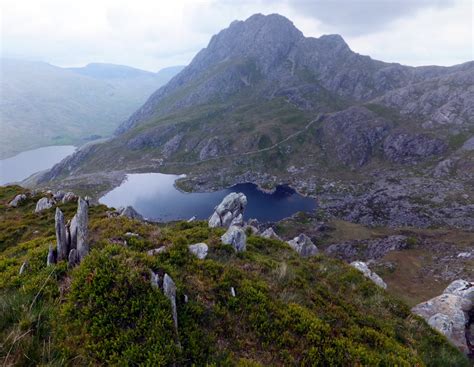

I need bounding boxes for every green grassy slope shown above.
[0,186,469,366]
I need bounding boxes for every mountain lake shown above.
[0,145,76,185]
[100,173,317,222]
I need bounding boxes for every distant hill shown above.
[0,59,184,158]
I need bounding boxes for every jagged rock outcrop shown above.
[9,194,27,207]
[35,197,54,213]
[119,206,144,220]
[287,234,318,257]
[412,279,473,355]
[209,192,247,228]
[260,227,281,240]
[383,133,446,164]
[76,197,89,260]
[188,243,208,259]
[221,226,247,252]
[55,208,68,261]
[350,261,387,289]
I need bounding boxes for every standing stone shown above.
[68,249,79,268]
[287,234,319,257]
[69,214,78,250]
[47,245,56,266]
[350,261,387,289]
[76,197,89,261]
[221,226,247,252]
[163,273,178,334]
[55,208,68,261]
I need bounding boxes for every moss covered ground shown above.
[0,186,469,366]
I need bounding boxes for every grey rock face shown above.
[326,235,408,262]
[9,194,27,207]
[55,208,68,261]
[221,226,247,252]
[287,234,318,257]
[188,243,208,259]
[412,279,473,355]
[76,198,89,261]
[383,133,446,164]
[199,137,224,160]
[321,106,392,167]
[163,273,178,333]
[209,192,247,228]
[261,227,281,240]
[35,197,54,213]
[350,261,387,289]
[119,206,144,220]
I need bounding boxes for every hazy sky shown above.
[2,0,473,71]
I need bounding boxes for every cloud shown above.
[1,0,471,70]
[284,0,455,36]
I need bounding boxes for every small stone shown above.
[62,192,78,203]
[188,243,208,259]
[150,270,160,288]
[230,287,236,297]
[350,261,387,289]
[19,261,28,275]
[187,216,196,222]
[147,247,167,256]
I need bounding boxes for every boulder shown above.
[62,192,78,203]
[261,227,281,240]
[35,197,54,213]
[53,191,65,201]
[221,226,247,252]
[163,273,178,333]
[188,243,208,259]
[208,192,247,228]
[9,194,27,207]
[55,208,68,261]
[412,279,473,355]
[119,206,144,220]
[76,197,89,261]
[350,261,387,289]
[287,234,318,257]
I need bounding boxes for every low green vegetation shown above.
[0,186,469,366]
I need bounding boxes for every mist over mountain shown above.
[0,59,184,158]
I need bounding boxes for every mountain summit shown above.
[39,14,473,230]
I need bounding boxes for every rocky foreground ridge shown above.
[2,186,472,364]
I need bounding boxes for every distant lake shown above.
[0,145,76,185]
[100,173,316,222]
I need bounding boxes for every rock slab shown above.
[350,261,387,289]
[287,234,318,257]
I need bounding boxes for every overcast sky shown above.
[2,0,473,71]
